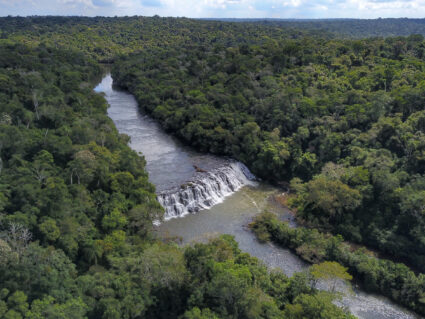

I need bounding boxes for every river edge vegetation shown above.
[0,37,358,318]
[250,211,425,316]
[112,33,425,273]
[1,16,425,318]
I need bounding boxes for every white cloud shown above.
[1,0,425,18]
[60,0,95,8]
[282,0,303,8]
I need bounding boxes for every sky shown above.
[1,0,425,19]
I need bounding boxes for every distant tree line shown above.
[207,18,425,38]
[2,15,425,318]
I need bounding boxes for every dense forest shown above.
[0,31,356,318]
[1,15,425,318]
[250,212,425,315]
[112,34,425,275]
[208,18,425,38]
[0,16,316,62]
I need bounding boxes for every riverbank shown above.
[250,211,425,317]
[100,73,421,319]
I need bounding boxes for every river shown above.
[95,74,422,319]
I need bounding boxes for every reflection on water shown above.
[96,74,422,319]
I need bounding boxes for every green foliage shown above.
[285,292,355,319]
[251,212,425,315]
[310,262,352,283]
[285,292,356,319]
[3,15,425,318]
[0,42,162,318]
[181,236,351,319]
[39,219,60,242]
[240,19,425,38]
[182,307,220,319]
[112,34,425,274]
[305,175,362,216]
[0,38,354,318]
[101,209,127,231]
[26,297,88,319]
[310,262,352,293]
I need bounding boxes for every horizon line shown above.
[0,15,422,20]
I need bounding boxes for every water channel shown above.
[95,74,421,319]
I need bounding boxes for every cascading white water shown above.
[99,74,420,319]
[158,161,255,219]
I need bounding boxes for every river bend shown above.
[95,74,421,319]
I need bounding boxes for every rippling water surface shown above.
[95,74,422,319]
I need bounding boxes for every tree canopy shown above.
[0,36,354,318]
[112,32,425,276]
[2,15,425,318]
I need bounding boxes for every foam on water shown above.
[158,162,256,219]
[97,73,421,319]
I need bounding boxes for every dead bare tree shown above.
[32,91,40,120]
[0,223,32,264]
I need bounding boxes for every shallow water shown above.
[95,74,422,319]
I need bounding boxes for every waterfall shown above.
[157,161,255,219]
